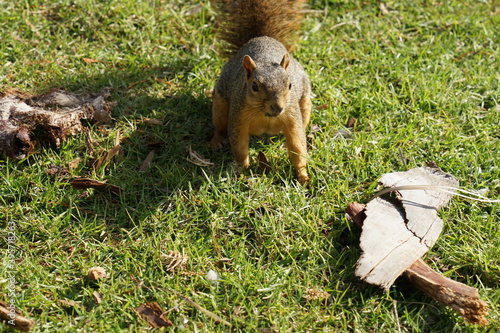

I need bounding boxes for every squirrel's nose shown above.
[269,103,284,116]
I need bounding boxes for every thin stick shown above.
[371,185,500,203]
[169,289,232,327]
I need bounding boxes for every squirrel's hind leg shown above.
[210,92,229,149]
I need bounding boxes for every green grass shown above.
[1,0,499,332]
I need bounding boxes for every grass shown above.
[1,0,499,331]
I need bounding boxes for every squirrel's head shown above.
[243,54,291,117]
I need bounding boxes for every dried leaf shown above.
[71,178,123,194]
[303,288,330,301]
[141,117,163,125]
[46,163,69,176]
[68,158,81,170]
[82,57,101,64]
[83,127,95,156]
[187,145,214,167]
[87,266,107,281]
[346,202,489,325]
[139,150,155,172]
[92,291,102,304]
[257,151,272,174]
[379,2,389,15]
[58,299,79,308]
[161,250,188,272]
[185,4,204,16]
[136,302,173,328]
[0,301,34,332]
[346,117,357,128]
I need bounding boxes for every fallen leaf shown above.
[141,117,163,125]
[0,301,34,332]
[185,3,203,16]
[87,266,107,281]
[187,145,214,167]
[136,302,173,328]
[68,158,81,170]
[346,117,357,128]
[161,250,188,272]
[379,2,389,15]
[46,163,69,176]
[92,291,102,304]
[58,299,79,308]
[82,57,101,64]
[139,150,155,172]
[71,178,123,194]
[303,288,330,301]
[257,151,272,174]
[83,127,95,156]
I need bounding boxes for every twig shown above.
[371,185,500,203]
[168,289,232,327]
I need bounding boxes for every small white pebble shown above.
[206,269,220,284]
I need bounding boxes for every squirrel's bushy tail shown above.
[213,0,307,54]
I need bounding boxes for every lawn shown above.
[1,0,499,332]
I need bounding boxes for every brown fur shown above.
[214,0,307,54]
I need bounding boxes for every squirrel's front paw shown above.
[209,135,225,150]
[297,172,310,185]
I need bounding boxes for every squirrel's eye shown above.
[289,83,292,90]
[252,82,259,92]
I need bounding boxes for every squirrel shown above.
[209,0,312,185]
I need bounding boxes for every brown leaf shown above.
[139,150,155,172]
[316,104,328,110]
[187,145,213,167]
[68,158,81,170]
[303,288,331,301]
[83,127,95,156]
[87,266,107,281]
[58,299,80,308]
[0,301,34,332]
[257,151,272,174]
[185,4,204,16]
[71,178,123,194]
[141,117,163,125]
[46,163,69,176]
[82,57,101,64]
[379,2,389,15]
[136,302,173,328]
[92,291,102,304]
[161,250,188,272]
[346,117,357,128]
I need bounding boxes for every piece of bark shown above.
[0,124,33,159]
[355,166,458,289]
[404,259,488,325]
[378,167,459,246]
[0,88,112,159]
[346,202,489,325]
[0,301,34,332]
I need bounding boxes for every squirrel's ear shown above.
[280,53,290,71]
[243,55,257,78]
